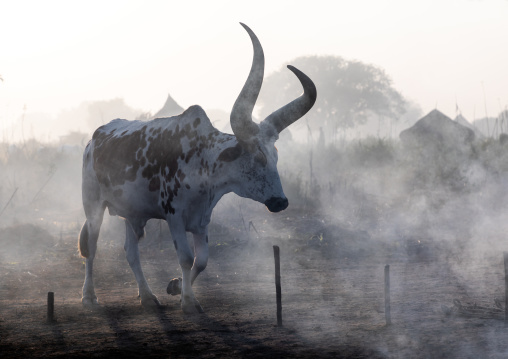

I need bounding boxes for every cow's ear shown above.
[218,143,243,162]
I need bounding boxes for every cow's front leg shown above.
[168,221,203,314]
[191,232,209,284]
[167,231,209,297]
[124,220,160,307]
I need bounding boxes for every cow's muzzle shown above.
[264,197,288,213]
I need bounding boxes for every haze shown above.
[1,0,507,141]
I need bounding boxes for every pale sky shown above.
[1,0,507,141]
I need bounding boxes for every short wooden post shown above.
[47,292,55,323]
[384,265,391,325]
[504,252,508,323]
[273,245,282,327]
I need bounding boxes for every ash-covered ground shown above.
[2,116,508,357]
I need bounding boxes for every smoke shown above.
[1,98,145,143]
[3,101,508,356]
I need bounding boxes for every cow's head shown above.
[227,23,316,213]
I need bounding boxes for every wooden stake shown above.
[273,245,282,327]
[47,292,55,323]
[384,265,391,325]
[504,252,508,323]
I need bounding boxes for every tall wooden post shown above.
[384,265,391,325]
[273,245,282,327]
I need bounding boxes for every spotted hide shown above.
[79,23,316,314]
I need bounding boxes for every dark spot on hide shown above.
[149,176,160,192]
[206,235,208,243]
[107,204,117,216]
[193,117,201,128]
[93,125,148,188]
[185,147,197,163]
[218,143,242,162]
[174,241,178,250]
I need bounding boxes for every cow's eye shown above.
[254,148,267,166]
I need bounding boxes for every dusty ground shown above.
[1,209,508,358]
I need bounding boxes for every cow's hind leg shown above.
[79,212,104,306]
[124,220,160,307]
[80,143,105,306]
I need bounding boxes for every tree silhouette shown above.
[258,56,407,142]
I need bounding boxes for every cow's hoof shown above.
[82,297,99,307]
[182,298,204,314]
[141,294,161,308]
[167,277,182,295]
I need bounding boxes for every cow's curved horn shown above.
[262,65,317,134]
[230,23,262,145]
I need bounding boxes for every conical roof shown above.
[454,114,484,138]
[400,109,475,146]
[152,94,184,118]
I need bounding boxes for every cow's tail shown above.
[78,221,90,258]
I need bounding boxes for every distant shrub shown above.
[346,137,397,167]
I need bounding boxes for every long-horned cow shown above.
[79,23,316,314]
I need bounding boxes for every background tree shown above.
[257,56,407,143]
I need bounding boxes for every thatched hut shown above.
[400,109,475,150]
[152,93,184,119]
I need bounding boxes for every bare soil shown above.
[1,210,508,358]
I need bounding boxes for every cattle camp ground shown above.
[2,109,508,357]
